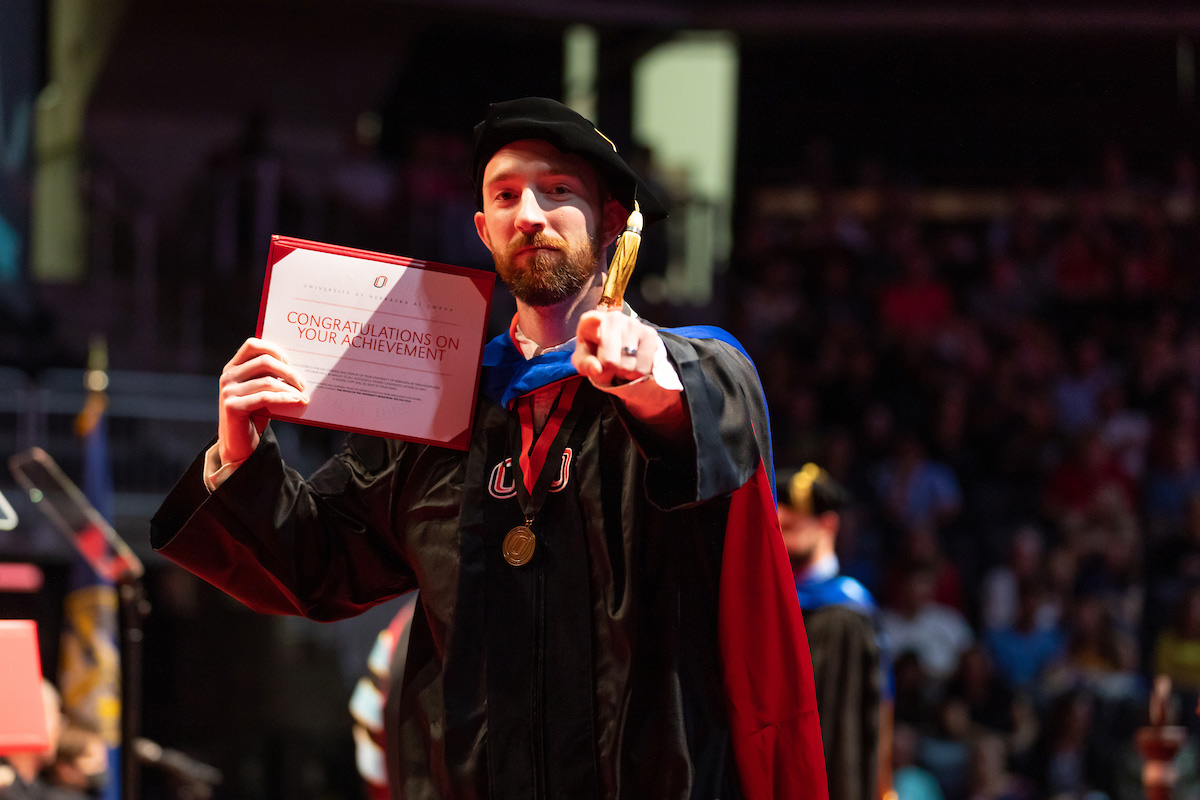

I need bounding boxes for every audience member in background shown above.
[892,650,935,730]
[1095,384,1151,481]
[989,388,1060,522]
[881,564,973,684]
[1147,494,1200,641]
[1029,689,1108,798]
[817,250,872,330]
[1143,430,1200,542]
[1150,369,1200,443]
[980,525,1052,632]
[0,681,87,800]
[737,256,807,358]
[877,249,955,341]
[1072,509,1143,636]
[967,255,1042,334]
[945,652,1041,786]
[1051,336,1112,437]
[1127,312,1182,410]
[943,647,1041,780]
[874,433,963,535]
[1179,326,1200,389]
[1042,590,1139,699]
[984,189,1050,286]
[944,647,1017,736]
[1042,430,1136,529]
[1152,584,1200,699]
[918,696,972,800]
[47,724,108,798]
[1040,545,1079,633]
[965,733,1035,800]
[350,593,419,800]
[929,386,975,478]
[882,523,965,615]
[1050,201,1117,304]
[774,384,825,468]
[778,463,889,800]
[892,723,944,800]
[983,580,1066,695]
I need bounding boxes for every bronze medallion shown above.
[503,525,537,566]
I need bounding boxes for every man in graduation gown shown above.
[778,464,891,800]
[151,97,826,800]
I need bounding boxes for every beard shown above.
[494,229,602,307]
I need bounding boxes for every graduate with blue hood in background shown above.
[779,463,893,800]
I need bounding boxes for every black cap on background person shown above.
[777,463,852,517]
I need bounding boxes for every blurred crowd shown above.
[726,148,1200,800]
[19,107,1200,798]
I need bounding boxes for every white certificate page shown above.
[256,236,495,450]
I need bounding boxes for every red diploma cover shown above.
[257,236,495,450]
[0,620,48,754]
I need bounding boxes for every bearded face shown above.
[475,140,617,309]
[494,226,602,307]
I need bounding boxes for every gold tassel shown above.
[598,202,643,310]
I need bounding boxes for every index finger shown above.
[226,337,293,371]
[575,311,607,348]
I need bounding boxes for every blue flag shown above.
[60,405,122,800]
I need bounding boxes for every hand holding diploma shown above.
[217,338,309,466]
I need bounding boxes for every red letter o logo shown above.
[374,276,388,288]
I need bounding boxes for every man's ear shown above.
[474,211,493,253]
[600,198,627,248]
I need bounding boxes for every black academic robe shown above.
[150,331,825,800]
[801,605,881,800]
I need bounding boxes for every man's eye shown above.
[494,190,516,202]
[551,185,572,195]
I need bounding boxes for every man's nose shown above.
[515,189,546,232]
